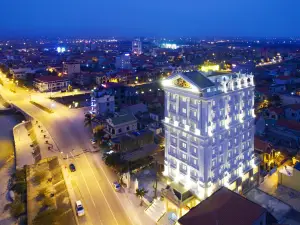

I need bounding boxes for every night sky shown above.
[1,0,300,38]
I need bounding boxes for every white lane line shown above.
[89,153,140,225]
[70,153,104,225]
[82,153,120,225]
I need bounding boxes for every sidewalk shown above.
[13,121,36,168]
[121,187,156,225]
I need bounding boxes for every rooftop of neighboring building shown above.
[108,113,137,126]
[276,118,300,131]
[178,187,267,225]
[254,136,273,154]
[34,76,69,83]
[285,104,300,111]
[182,71,215,89]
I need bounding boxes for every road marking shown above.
[88,153,140,225]
[82,153,120,225]
[70,153,104,225]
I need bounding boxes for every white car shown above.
[75,200,85,216]
[90,138,96,144]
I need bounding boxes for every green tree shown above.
[84,113,93,129]
[67,84,73,92]
[13,182,27,195]
[268,94,282,107]
[135,188,148,206]
[14,169,26,182]
[8,200,25,218]
[37,187,50,200]
[33,170,47,184]
[32,209,62,225]
[41,197,54,208]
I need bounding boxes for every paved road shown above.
[0,78,135,225]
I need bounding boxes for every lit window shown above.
[182,108,186,113]
[182,164,187,171]
[193,159,197,165]
[212,149,216,155]
[182,132,187,137]
[182,153,187,160]
[182,142,187,148]
[182,119,186,125]
[193,147,197,154]
[212,159,216,167]
[193,111,197,117]
[182,97,187,102]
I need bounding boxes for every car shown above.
[69,163,76,172]
[75,200,85,216]
[113,181,121,191]
[90,138,96,144]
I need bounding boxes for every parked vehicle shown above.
[75,200,85,216]
[69,163,76,172]
[113,181,121,191]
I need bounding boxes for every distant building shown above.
[132,39,142,55]
[93,83,139,111]
[63,62,80,78]
[33,76,70,92]
[105,113,137,139]
[178,187,270,225]
[115,53,131,70]
[11,67,35,80]
[90,89,115,116]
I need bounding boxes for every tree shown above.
[104,152,128,183]
[67,84,73,92]
[268,94,282,107]
[13,182,26,195]
[32,209,62,225]
[37,187,50,200]
[8,200,25,218]
[41,197,54,208]
[33,170,48,184]
[135,188,148,206]
[84,113,93,129]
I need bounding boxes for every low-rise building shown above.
[105,113,137,139]
[33,76,70,92]
[11,67,35,80]
[63,61,81,78]
[90,89,115,116]
[178,187,270,225]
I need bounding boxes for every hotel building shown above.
[161,71,259,215]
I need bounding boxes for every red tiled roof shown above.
[286,104,300,111]
[255,87,269,94]
[254,136,273,154]
[277,118,300,131]
[178,187,266,225]
[276,76,291,80]
[35,76,69,83]
[268,107,284,114]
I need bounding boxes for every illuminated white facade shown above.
[162,71,259,199]
[115,53,132,69]
[132,39,142,55]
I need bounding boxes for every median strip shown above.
[30,101,54,113]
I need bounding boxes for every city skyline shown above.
[2,0,300,38]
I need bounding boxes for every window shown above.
[182,164,187,171]
[182,108,187,113]
[182,154,187,160]
[193,147,197,154]
[212,159,216,167]
[127,126,130,131]
[182,119,186,125]
[182,142,187,149]
[212,149,216,155]
[182,132,187,137]
[193,159,197,165]
[193,111,197,117]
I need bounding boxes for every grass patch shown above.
[30,101,54,113]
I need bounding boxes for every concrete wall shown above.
[279,168,300,192]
